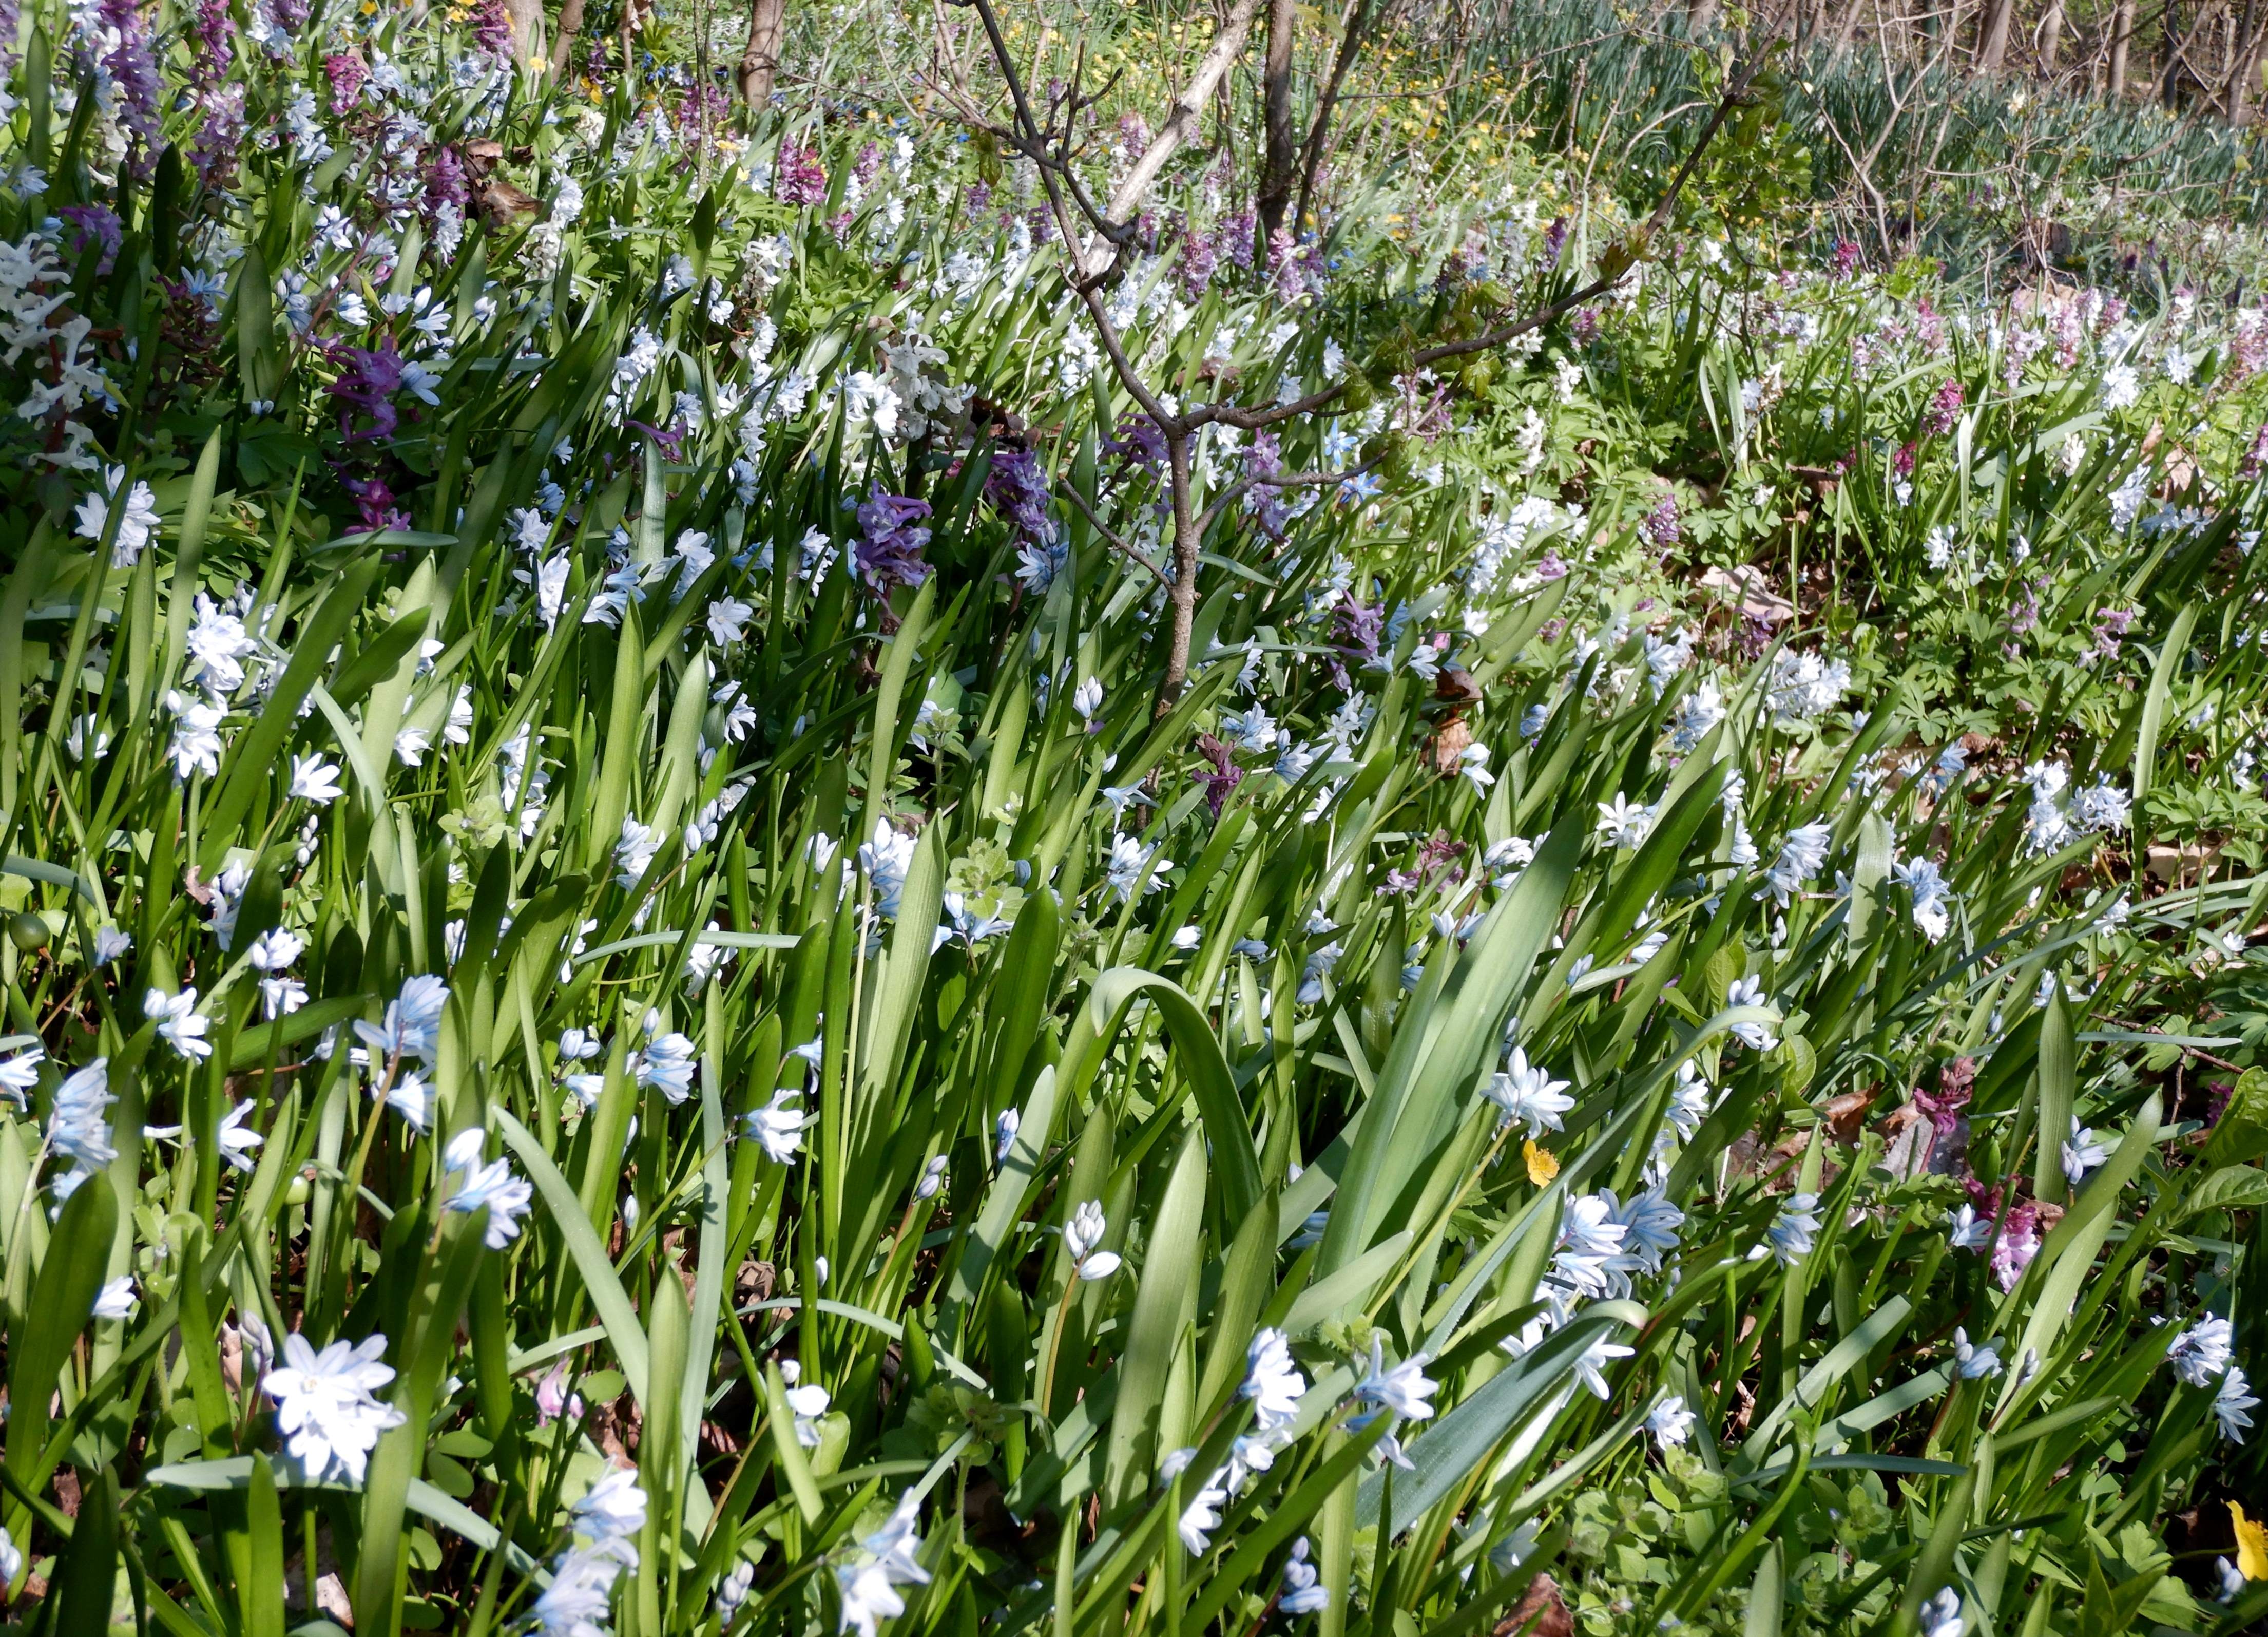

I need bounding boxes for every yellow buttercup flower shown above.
[2234,1501,2268,1581]
[1523,1139,1559,1186]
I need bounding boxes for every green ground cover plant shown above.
[0,1,2262,1633]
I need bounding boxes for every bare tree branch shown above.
[1061,477,1171,587]
[1293,0,1377,236]
[1196,455,1384,537]
[1101,0,1265,228]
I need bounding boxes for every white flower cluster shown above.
[2022,758,2130,854]
[2,231,112,469]
[1764,649,1851,726]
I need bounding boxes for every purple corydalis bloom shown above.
[1177,221,1218,296]
[1117,112,1150,158]
[1195,734,1243,819]
[472,0,512,58]
[1892,440,1918,480]
[1541,216,1570,269]
[1914,300,1947,355]
[625,418,686,461]
[1922,378,1964,438]
[1106,415,1166,472]
[191,0,234,73]
[1333,596,1382,666]
[1244,431,1284,483]
[94,0,161,163]
[985,446,1055,542]
[1831,239,1861,276]
[343,472,410,531]
[1221,211,1257,270]
[2244,423,2268,479]
[2009,577,2044,637]
[327,339,407,442]
[855,488,932,594]
[326,52,368,113]
[1913,1057,1974,1139]
[193,84,247,185]
[1415,831,1467,879]
[1640,497,1680,551]
[1267,227,1304,300]
[775,142,827,206]
[2092,605,2136,661]
[61,205,123,275]
[1534,550,1569,582]
[1243,432,1293,538]
[426,147,470,214]
[853,142,883,187]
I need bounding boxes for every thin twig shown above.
[1194,453,1384,537]
[1060,478,1171,586]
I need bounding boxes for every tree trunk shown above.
[1977,0,2015,68]
[504,0,544,68]
[2160,0,2220,107]
[737,0,786,104]
[2039,0,2063,68]
[1255,0,1298,257]
[549,0,586,74]
[1157,432,1201,714]
[2228,0,2264,115]
[2108,0,2133,94]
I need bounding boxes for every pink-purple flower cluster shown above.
[984,446,1055,544]
[327,340,408,443]
[855,488,932,594]
[95,0,162,166]
[325,52,368,114]
[1639,496,1680,551]
[776,142,828,206]
[60,205,122,276]
[1920,378,1964,439]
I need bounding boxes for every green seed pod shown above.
[7,912,49,951]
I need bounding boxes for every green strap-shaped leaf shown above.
[860,577,937,844]
[2032,980,2076,1205]
[143,1455,550,1582]
[2131,601,2198,806]
[1354,1299,1645,1534]
[5,1172,117,1483]
[1335,814,1585,1278]
[1737,1295,1913,1460]
[1102,1127,1208,1509]
[199,560,383,871]
[1064,969,1261,1227]
[1281,1230,1411,1336]
[1997,1093,2162,1417]
[54,1465,118,1637]
[941,1065,1061,1335]
[495,1107,651,1404]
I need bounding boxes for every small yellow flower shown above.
[2236,1501,2268,1581]
[1523,1139,1559,1185]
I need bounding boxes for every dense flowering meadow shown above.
[0,1,2265,1635]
